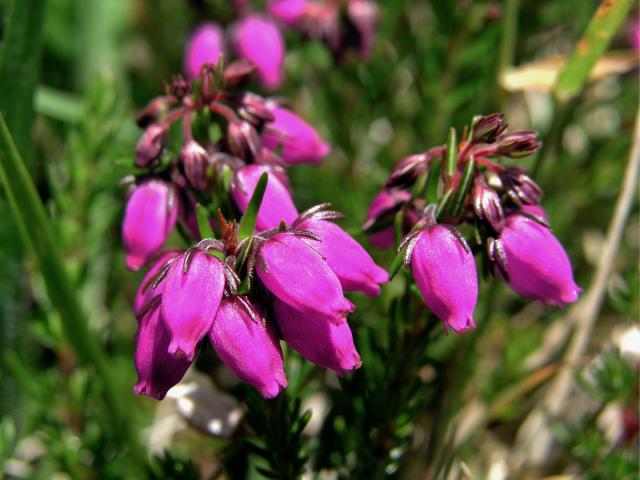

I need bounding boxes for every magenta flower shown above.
[263,104,331,165]
[134,303,192,400]
[273,299,361,374]
[408,225,478,333]
[122,180,179,271]
[365,188,411,249]
[209,297,287,398]
[134,251,180,315]
[268,0,308,26]
[256,232,354,321]
[231,165,299,231]
[184,23,224,80]
[161,249,225,360]
[297,218,388,296]
[135,124,167,168]
[521,204,548,222]
[498,214,580,306]
[180,139,210,190]
[233,15,284,90]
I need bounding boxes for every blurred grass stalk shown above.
[0,114,140,454]
[533,0,634,176]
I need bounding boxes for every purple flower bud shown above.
[161,250,226,360]
[256,232,354,321]
[472,113,507,143]
[181,139,210,190]
[497,131,542,158]
[409,226,478,333]
[228,120,262,161]
[471,177,504,231]
[210,297,287,398]
[134,251,180,315]
[297,218,388,296]
[134,303,192,400]
[498,214,580,306]
[232,165,299,231]
[122,180,179,271]
[386,153,429,188]
[347,0,379,60]
[268,0,308,26]
[233,15,285,90]
[364,188,411,249]
[136,124,167,168]
[185,23,224,80]
[263,105,331,165]
[136,96,176,128]
[273,299,361,374]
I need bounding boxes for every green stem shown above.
[0,115,141,454]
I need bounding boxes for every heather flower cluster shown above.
[123,61,387,400]
[365,114,581,333]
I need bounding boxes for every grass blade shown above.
[238,172,269,240]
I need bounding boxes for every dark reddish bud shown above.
[496,131,541,158]
[501,166,543,206]
[165,75,191,100]
[223,59,257,88]
[386,153,429,188]
[472,113,507,143]
[228,120,262,161]
[181,139,210,190]
[136,96,176,128]
[135,124,167,168]
[238,95,275,125]
[200,63,218,102]
[471,176,504,231]
[347,0,379,60]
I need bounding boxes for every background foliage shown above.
[0,0,638,478]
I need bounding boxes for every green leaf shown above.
[0,114,139,450]
[0,0,46,168]
[445,127,457,179]
[449,156,476,218]
[196,203,215,239]
[389,249,406,280]
[34,85,83,123]
[238,172,268,240]
[554,0,634,102]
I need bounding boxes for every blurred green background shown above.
[0,0,637,478]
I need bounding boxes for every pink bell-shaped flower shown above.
[256,232,354,321]
[498,214,580,306]
[134,251,180,315]
[268,0,308,26]
[134,303,192,400]
[233,15,285,90]
[210,297,287,398]
[122,180,179,271]
[263,104,331,165]
[160,249,225,360]
[184,23,224,79]
[274,299,361,374]
[231,165,299,231]
[297,218,388,296]
[409,225,478,333]
[365,188,411,249]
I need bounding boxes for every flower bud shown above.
[238,94,275,125]
[233,15,285,90]
[222,59,257,88]
[256,232,354,321]
[263,105,331,165]
[232,165,299,231]
[135,124,167,168]
[471,177,504,231]
[364,188,411,249]
[185,23,224,80]
[228,120,262,161]
[273,299,361,374]
[161,250,226,360]
[134,303,192,400]
[497,131,541,158]
[209,297,287,398]
[409,225,478,333]
[386,153,429,188]
[136,96,176,128]
[347,0,379,60]
[297,218,388,296]
[501,166,543,205]
[498,214,580,306]
[472,113,507,143]
[181,139,210,190]
[122,180,179,271]
[268,0,308,26]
